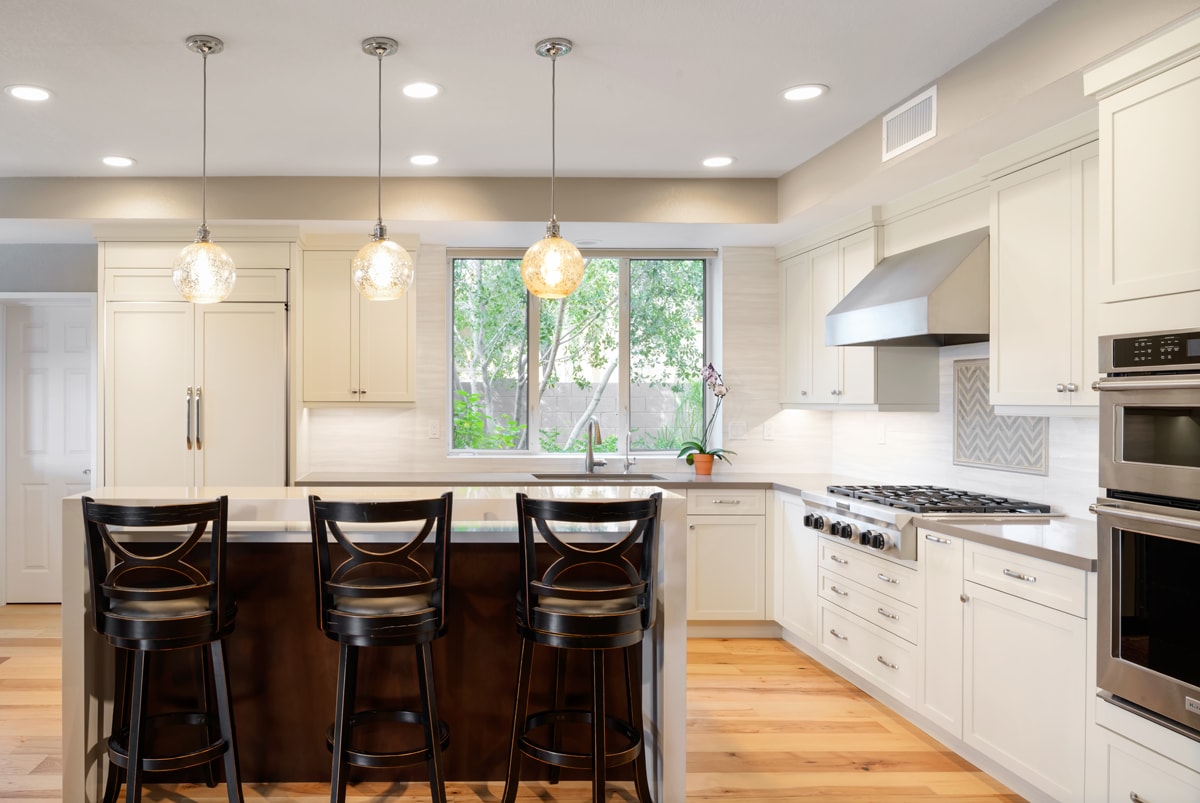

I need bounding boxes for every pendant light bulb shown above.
[174,35,236,304]
[521,38,584,300]
[354,37,414,301]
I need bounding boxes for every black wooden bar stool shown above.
[502,492,661,803]
[308,493,453,803]
[81,495,243,803]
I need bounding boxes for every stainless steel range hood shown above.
[825,227,990,347]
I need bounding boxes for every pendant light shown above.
[521,38,585,300]
[173,35,236,304]
[352,37,415,301]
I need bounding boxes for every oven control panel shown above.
[1104,328,1200,372]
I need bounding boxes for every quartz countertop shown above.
[914,515,1097,571]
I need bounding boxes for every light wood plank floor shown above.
[0,604,1020,802]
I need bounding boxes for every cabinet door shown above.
[780,255,813,404]
[963,580,1086,803]
[837,229,878,405]
[809,243,842,402]
[194,305,287,486]
[918,530,963,736]
[687,515,766,620]
[1075,143,1100,406]
[302,251,357,403]
[777,496,817,642]
[1104,734,1200,803]
[104,302,195,486]
[359,288,417,402]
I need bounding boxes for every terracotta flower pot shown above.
[691,453,715,475]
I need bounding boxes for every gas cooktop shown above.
[826,484,1052,515]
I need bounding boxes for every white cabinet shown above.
[917,530,963,735]
[989,141,1100,410]
[686,489,766,620]
[775,494,817,643]
[780,227,937,410]
[302,249,416,404]
[1100,731,1200,803]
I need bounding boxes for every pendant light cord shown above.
[549,48,558,224]
[375,49,383,227]
[201,47,208,229]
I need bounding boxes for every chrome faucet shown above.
[584,416,607,473]
[623,431,637,473]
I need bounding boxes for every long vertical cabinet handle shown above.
[186,387,194,450]
[195,387,203,450]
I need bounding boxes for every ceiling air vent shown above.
[882,85,937,161]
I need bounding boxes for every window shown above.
[451,255,707,455]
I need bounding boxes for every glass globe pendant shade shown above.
[352,224,415,301]
[172,226,236,304]
[521,222,585,299]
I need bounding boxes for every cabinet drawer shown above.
[819,569,918,644]
[964,541,1086,617]
[105,268,288,302]
[103,241,292,270]
[1106,734,1200,803]
[687,489,765,515]
[819,601,917,705]
[819,539,919,606]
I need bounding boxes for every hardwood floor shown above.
[0,604,1020,801]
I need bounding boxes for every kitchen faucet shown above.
[584,416,607,473]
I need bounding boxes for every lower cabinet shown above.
[687,489,766,620]
[776,493,818,642]
[1098,728,1200,803]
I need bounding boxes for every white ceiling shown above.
[0,0,1061,245]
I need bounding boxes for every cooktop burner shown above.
[826,484,1052,515]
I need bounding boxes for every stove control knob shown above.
[804,514,826,532]
[840,522,859,540]
[859,529,874,546]
[803,513,815,528]
[829,521,843,537]
[870,532,892,551]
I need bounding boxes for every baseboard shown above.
[687,620,783,638]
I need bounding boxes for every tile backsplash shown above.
[953,359,1048,475]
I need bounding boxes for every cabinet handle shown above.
[830,555,849,565]
[1130,794,1148,803]
[194,387,202,450]
[358,389,366,395]
[800,390,808,396]
[1065,382,1078,392]
[924,534,951,544]
[877,572,900,584]
[829,628,848,641]
[711,498,741,505]
[350,389,360,394]
[1055,383,1066,393]
[830,389,841,396]
[829,585,849,597]
[876,607,899,621]
[1002,568,1037,583]
[876,655,899,670]
[185,386,193,450]
[960,593,970,603]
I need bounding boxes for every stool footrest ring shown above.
[518,708,643,770]
[107,710,228,772]
[326,707,450,769]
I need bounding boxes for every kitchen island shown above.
[61,484,688,802]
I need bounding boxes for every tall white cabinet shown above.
[97,232,292,487]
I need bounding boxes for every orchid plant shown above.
[677,363,736,465]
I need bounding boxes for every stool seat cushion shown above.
[333,591,433,616]
[536,580,638,614]
[108,595,210,620]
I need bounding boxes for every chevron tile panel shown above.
[953,359,1048,475]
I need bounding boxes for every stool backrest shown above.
[81,495,230,635]
[308,493,454,635]
[515,492,662,633]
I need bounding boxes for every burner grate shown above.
[827,484,1050,514]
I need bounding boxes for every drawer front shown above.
[819,601,917,705]
[819,569,918,644]
[105,267,288,302]
[1107,738,1200,803]
[104,241,292,270]
[964,541,1086,617]
[819,539,919,606]
[687,489,765,515]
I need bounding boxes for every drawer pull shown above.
[1002,568,1037,583]
[829,628,848,641]
[830,555,849,565]
[924,534,951,544]
[876,655,898,670]
[876,607,898,621]
[829,585,849,597]
[711,498,741,505]
[1129,794,1147,803]
[876,572,900,584]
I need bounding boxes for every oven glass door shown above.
[1098,378,1200,500]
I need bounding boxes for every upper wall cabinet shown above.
[1086,16,1200,304]
[780,228,937,411]
[989,141,1100,412]
[302,249,416,404]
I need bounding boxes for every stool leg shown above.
[330,643,359,803]
[124,650,149,803]
[501,638,534,803]
[625,642,653,803]
[415,642,447,803]
[103,648,132,803]
[590,649,606,803]
[209,639,244,803]
[199,645,219,789]
[548,648,567,785]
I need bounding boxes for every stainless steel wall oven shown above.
[1094,328,1200,739]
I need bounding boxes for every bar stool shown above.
[308,493,453,803]
[502,492,661,803]
[81,495,243,803]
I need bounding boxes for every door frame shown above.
[0,292,97,604]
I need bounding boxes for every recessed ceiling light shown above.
[410,154,439,166]
[402,82,441,99]
[102,156,136,168]
[5,85,51,102]
[702,156,734,168]
[783,84,828,101]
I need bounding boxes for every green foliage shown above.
[539,428,618,453]
[452,390,526,450]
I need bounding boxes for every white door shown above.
[5,302,95,603]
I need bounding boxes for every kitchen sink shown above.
[531,473,666,481]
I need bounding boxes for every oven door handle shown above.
[1091,376,1200,392]
[1090,503,1200,533]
